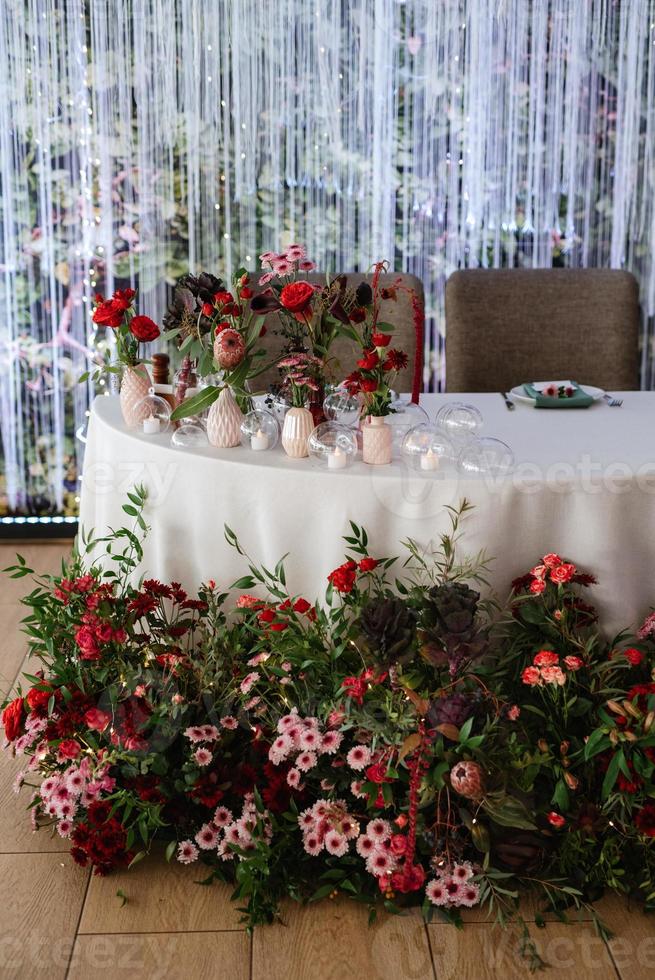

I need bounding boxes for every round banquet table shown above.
[79,392,655,635]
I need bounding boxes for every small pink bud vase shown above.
[362,414,392,465]
[206,387,243,448]
[120,363,152,428]
[281,406,314,458]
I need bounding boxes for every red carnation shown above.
[358,557,379,572]
[213,290,234,306]
[84,707,111,732]
[279,281,315,314]
[26,687,51,714]
[624,647,644,667]
[92,298,124,328]
[292,598,312,614]
[2,696,24,742]
[327,560,357,594]
[130,315,160,343]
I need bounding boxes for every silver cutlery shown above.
[603,393,623,407]
[500,391,515,411]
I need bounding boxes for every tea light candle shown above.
[420,447,439,471]
[251,429,270,452]
[143,414,160,434]
[328,446,347,470]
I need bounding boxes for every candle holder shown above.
[133,387,172,434]
[457,437,515,477]
[435,402,483,447]
[401,423,454,472]
[323,388,361,427]
[307,422,358,471]
[387,396,430,454]
[240,409,280,452]
[171,422,208,449]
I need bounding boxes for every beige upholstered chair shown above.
[253,273,425,400]
[445,269,640,392]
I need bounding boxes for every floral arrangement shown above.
[4,495,655,966]
[82,288,161,381]
[163,269,269,419]
[276,352,325,409]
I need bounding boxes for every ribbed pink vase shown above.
[281,406,314,458]
[362,415,392,465]
[120,364,152,428]
[206,387,243,448]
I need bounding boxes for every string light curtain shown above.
[1,0,654,515]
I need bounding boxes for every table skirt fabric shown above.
[79,393,655,636]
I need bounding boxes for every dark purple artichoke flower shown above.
[426,693,475,729]
[358,597,416,665]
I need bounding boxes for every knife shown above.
[499,392,515,411]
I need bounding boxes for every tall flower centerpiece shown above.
[278,353,323,458]
[342,264,408,464]
[166,269,269,446]
[87,288,161,427]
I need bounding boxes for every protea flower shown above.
[449,761,484,799]
[214,328,245,369]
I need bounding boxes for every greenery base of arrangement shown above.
[3,491,655,970]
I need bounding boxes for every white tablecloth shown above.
[79,393,655,635]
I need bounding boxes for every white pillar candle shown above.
[420,447,439,471]
[143,414,160,434]
[251,429,270,451]
[328,446,347,470]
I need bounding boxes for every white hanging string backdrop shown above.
[0,0,654,514]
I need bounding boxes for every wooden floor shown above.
[0,543,653,979]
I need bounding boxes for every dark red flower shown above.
[279,281,315,314]
[371,332,392,348]
[130,315,160,343]
[635,803,655,837]
[92,298,124,328]
[382,349,408,372]
[356,351,379,371]
[327,560,357,594]
[2,696,24,741]
[358,557,379,572]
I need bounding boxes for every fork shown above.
[499,392,515,411]
[602,393,623,407]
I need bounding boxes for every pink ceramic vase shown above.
[281,406,314,458]
[120,364,152,427]
[362,414,392,465]
[206,387,244,448]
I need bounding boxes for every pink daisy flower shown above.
[298,729,320,751]
[298,260,316,271]
[225,823,242,845]
[366,819,391,842]
[287,768,301,788]
[258,272,274,285]
[220,716,238,730]
[213,806,233,827]
[248,652,270,666]
[184,726,206,743]
[324,831,349,857]
[451,862,474,883]
[200,725,220,741]
[195,823,220,850]
[259,251,276,264]
[366,850,395,877]
[269,733,294,763]
[244,696,261,710]
[320,731,342,755]
[457,883,480,907]
[64,769,86,795]
[57,820,73,838]
[351,780,367,799]
[347,745,371,771]
[303,832,322,856]
[443,877,463,903]
[296,751,317,773]
[298,809,316,831]
[54,799,76,819]
[284,244,306,260]
[272,257,293,276]
[177,840,199,864]
[240,671,260,695]
[426,879,449,906]
[40,777,59,797]
[340,817,360,840]
[281,661,292,672]
[356,835,376,858]
[194,747,213,767]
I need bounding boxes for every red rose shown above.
[75,625,101,661]
[371,332,392,348]
[201,302,214,317]
[356,351,379,370]
[365,762,390,784]
[84,707,111,732]
[240,286,253,299]
[2,696,24,742]
[529,579,546,595]
[26,687,51,713]
[92,299,124,328]
[624,647,644,667]
[269,622,288,632]
[547,811,566,829]
[57,738,81,761]
[112,288,136,310]
[542,553,562,568]
[550,563,575,584]
[389,834,407,856]
[279,281,315,314]
[129,315,160,343]
[358,558,378,572]
[213,291,234,306]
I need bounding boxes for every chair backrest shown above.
[445,268,640,392]
[252,272,425,400]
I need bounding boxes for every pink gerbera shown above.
[303,832,322,856]
[240,671,260,695]
[177,840,199,864]
[296,751,317,773]
[457,883,480,907]
[194,747,213,767]
[451,862,474,883]
[200,725,220,741]
[351,780,367,798]
[347,745,371,771]
[287,768,301,788]
[57,819,73,838]
[213,806,233,827]
[366,850,395,877]
[324,831,349,857]
[426,879,449,906]
[284,244,306,260]
[356,835,376,858]
[272,257,293,276]
[299,728,320,751]
[366,819,391,841]
[298,260,316,272]
[195,824,220,850]
[220,716,238,730]
[320,731,342,755]
[184,726,206,743]
[298,809,316,831]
